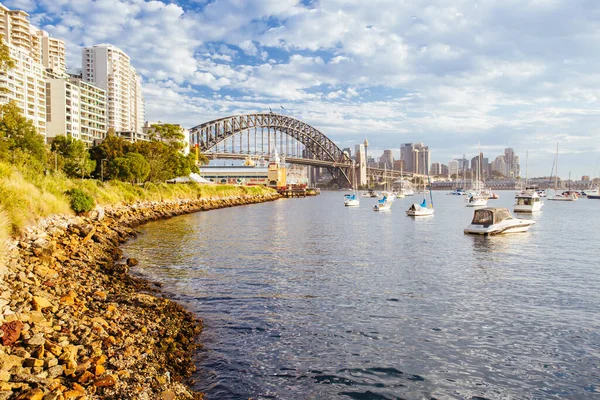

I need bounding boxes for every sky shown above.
[7,0,600,178]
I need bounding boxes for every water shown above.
[122,191,600,399]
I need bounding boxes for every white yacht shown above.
[464,208,536,235]
[406,199,434,216]
[514,190,544,213]
[344,193,360,207]
[465,193,488,207]
[373,196,392,211]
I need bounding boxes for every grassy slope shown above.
[0,161,275,265]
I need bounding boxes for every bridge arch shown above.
[189,113,353,186]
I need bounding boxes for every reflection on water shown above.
[122,191,600,399]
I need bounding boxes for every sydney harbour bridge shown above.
[189,113,413,187]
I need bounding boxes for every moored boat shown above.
[373,196,392,211]
[464,207,536,235]
[514,190,544,213]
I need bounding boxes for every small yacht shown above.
[465,193,488,207]
[373,196,392,211]
[344,193,360,207]
[464,208,536,235]
[548,191,578,201]
[514,190,544,213]
[406,199,434,216]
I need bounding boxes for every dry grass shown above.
[0,205,9,269]
[0,161,275,237]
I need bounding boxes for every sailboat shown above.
[406,171,434,216]
[548,143,577,201]
[374,165,393,211]
[344,162,360,207]
[380,164,396,202]
[465,143,488,207]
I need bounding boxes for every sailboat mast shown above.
[554,142,559,192]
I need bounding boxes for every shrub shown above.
[66,188,94,214]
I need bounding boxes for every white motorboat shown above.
[514,190,544,213]
[464,207,536,235]
[362,189,378,198]
[373,196,392,211]
[465,193,488,207]
[548,191,578,201]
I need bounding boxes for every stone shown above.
[161,390,176,400]
[32,296,53,311]
[17,388,45,400]
[46,365,63,379]
[26,333,45,346]
[126,258,139,267]
[59,292,76,306]
[92,374,116,387]
[23,358,44,368]
[0,320,24,346]
[77,370,94,384]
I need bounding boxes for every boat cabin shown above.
[471,208,514,226]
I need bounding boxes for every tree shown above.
[149,123,185,150]
[89,132,132,179]
[51,135,95,178]
[0,101,47,168]
[110,152,150,184]
[126,152,150,184]
[0,35,15,75]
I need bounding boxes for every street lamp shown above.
[101,159,107,182]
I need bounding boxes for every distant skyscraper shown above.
[430,162,441,175]
[401,142,430,174]
[380,149,394,169]
[448,160,459,177]
[504,148,520,177]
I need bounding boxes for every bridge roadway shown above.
[205,152,419,180]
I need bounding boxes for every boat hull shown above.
[344,200,360,207]
[373,203,392,211]
[588,195,600,199]
[406,209,434,216]
[464,220,536,235]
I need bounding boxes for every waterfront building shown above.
[46,77,107,146]
[393,160,404,172]
[0,4,67,138]
[268,148,287,189]
[82,44,145,138]
[430,162,441,176]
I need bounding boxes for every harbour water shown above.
[122,191,600,399]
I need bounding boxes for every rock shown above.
[92,374,116,387]
[16,388,45,400]
[25,333,45,346]
[32,296,53,311]
[161,390,176,400]
[46,365,63,379]
[59,291,76,306]
[23,358,44,368]
[0,320,24,346]
[126,257,139,267]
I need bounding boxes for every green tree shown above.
[110,153,150,184]
[125,152,150,184]
[89,132,132,179]
[0,35,15,75]
[51,135,95,178]
[149,123,185,150]
[0,102,47,168]
[110,157,132,182]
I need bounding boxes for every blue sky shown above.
[7,0,600,178]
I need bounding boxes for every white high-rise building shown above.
[81,44,144,137]
[46,77,107,146]
[0,4,67,138]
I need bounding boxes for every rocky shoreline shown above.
[0,192,280,399]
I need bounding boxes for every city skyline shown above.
[7,0,600,178]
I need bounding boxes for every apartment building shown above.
[82,44,144,136]
[46,76,107,146]
[0,4,67,138]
